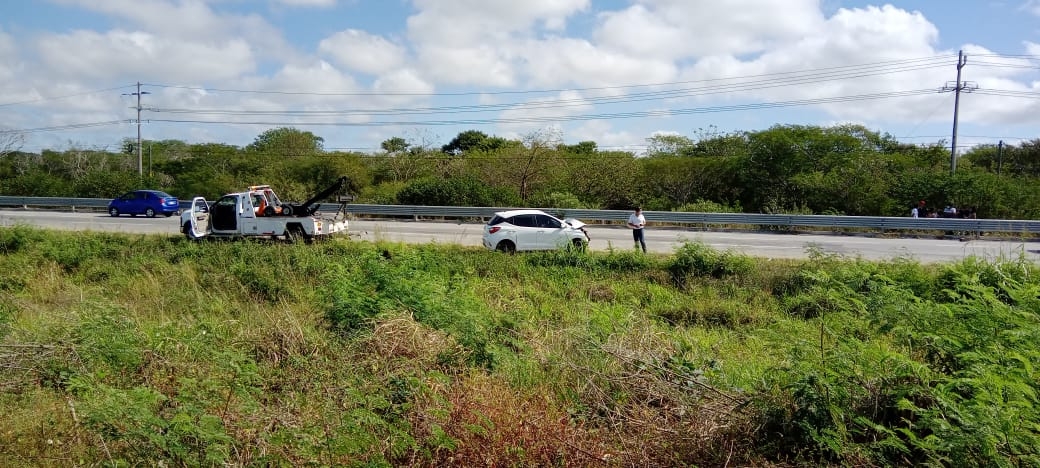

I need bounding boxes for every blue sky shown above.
[1,0,1038,155]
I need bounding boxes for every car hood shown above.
[564,218,586,229]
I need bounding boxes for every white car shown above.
[482,209,590,253]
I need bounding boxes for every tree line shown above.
[2,124,1040,219]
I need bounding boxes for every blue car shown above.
[108,190,180,218]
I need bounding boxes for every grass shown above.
[2,225,1039,466]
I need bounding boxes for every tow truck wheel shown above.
[183,222,203,241]
[282,205,293,216]
[285,226,302,243]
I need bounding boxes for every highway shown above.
[1,209,1038,263]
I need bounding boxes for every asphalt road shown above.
[2,209,1038,263]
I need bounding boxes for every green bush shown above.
[527,191,590,209]
[0,301,12,340]
[667,241,753,287]
[673,199,742,213]
[74,308,147,377]
[0,225,45,254]
[396,176,515,206]
[358,180,407,205]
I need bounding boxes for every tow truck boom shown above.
[288,176,349,217]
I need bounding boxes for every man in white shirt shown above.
[627,207,647,253]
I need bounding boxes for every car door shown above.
[536,215,569,250]
[533,214,565,249]
[112,192,133,213]
[129,191,147,215]
[508,214,538,250]
[238,194,258,235]
[189,197,211,238]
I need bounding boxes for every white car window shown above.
[535,214,562,229]
[510,214,537,228]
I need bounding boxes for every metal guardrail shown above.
[2,196,1040,234]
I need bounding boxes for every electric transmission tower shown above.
[940,50,978,175]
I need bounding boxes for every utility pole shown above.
[123,82,150,176]
[941,51,977,175]
[997,140,1004,175]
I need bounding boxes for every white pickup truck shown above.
[180,177,350,242]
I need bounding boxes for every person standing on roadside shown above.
[627,207,647,253]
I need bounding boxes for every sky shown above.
[1,0,1039,156]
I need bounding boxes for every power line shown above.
[144,89,936,128]
[142,55,953,98]
[0,85,136,108]
[146,62,949,118]
[0,120,127,134]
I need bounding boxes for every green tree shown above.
[441,130,490,154]
[646,133,696,157]
[380,137,410,154]
[559,141,597,155]
[738,124,895,213]
[246,127,324,158]
[965,139,1040,177]
[396,176,515,206]
[470,129,561,203]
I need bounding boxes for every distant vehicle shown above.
[108,190,180,218]
[181,177,350,243]
[482,209,589,253]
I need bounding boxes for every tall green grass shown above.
[1,227,1038,467]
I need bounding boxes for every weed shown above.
[3,228,1040,467]
[668,241,754,287]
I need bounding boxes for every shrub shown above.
[0,225,45,254]
[358,181,406,205]
[396,176,516,206]
[673,199,742,213]
[668,242,753,287]
[527,191,590,209]
[73,308,146,377]
[0,301,12,340]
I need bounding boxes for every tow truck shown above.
[181,176,351,242]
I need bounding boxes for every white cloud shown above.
[373,69,434,95]
[319,29,407,75]
[415,45,517,86]
[1022,0,1040,16]
[274,0,337,7]
[594,0,823,59]
[496,90,594,135]
[409,0,590,44]
[1027,41,1040,55]
[520,37,676,87]
[669,5,944,123]
[407,0,590,86]
[0,29,18,83]
[569,120,638,150]
[36,30,256,82]
[47,0,294,61]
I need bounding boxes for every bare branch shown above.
[0,127,26,159]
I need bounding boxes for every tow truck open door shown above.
[189,197,211,239]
